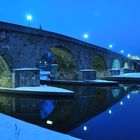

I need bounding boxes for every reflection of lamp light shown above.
[83,126,87,131]
[127,95,130,99]
[120,101,123,106]
[109,110,112,114]
[46,120,53,125]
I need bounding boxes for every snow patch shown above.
[0,113,80,140]
[86,79,117,83]
[15,85,73,93]
[0,85,74,94]
[14,68,39,71]
[114,73,140,78]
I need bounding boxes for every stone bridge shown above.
[0,21,135,87]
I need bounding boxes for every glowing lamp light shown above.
[46,120,53,125]
[120,101,123,106]
[127,54,131,57]
[121,50,124,53]
[83,126,87,131]
[27,15,32,21]
[83,33,89,39]
[108,110,112,114]
[109,44,113,48]
[127,95,130,99]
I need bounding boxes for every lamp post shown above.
[26,15,32,26]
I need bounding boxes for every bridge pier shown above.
[12,68,40,88]
[50,64,59,80]
[109,69,120,76]
[79,69,96,80]
[122,68,132,73]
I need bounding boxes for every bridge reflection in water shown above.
[0,85,137,134]
[69,85,140,140]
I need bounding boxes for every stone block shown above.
[109,69,120,76]
[122,68,132,73]
[12,68,40,87]
[50,64,59,80]
[79,69,96,80]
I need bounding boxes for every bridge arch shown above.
[0,49,12,87]
[112,59,121,69]
[37,46,78,80]
[131,62,136,70]
[124,62,129,68]
[91,55,107,78]
[49,46,78,79]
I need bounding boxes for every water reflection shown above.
[69,85,140,140]
[40,100,56,119]
[127,94,130,99]
[0,85,139,133]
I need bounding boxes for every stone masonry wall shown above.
[0,22,133,74]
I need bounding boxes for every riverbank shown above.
[41,79,118,87]
[102,73,140,84]
[0,85,74,99]
[0,113,80,140]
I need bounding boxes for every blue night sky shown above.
[0,0,140,56]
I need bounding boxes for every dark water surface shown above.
[0,84,140,140]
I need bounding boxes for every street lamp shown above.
[26,15,32,26]
[109,44,113,49]
[127,54,131,57]
[121,50,124,54]
[83,33,89,39]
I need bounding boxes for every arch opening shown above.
[37,46,78,80]
[131,63,136,70]
[124,62,129,68]
[91,55,107,78]
[0,56,12,87]
[112,59,121,69]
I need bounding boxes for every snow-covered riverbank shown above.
[0,113,80,140]
[0,85,73,94]
[114,73,140,78]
